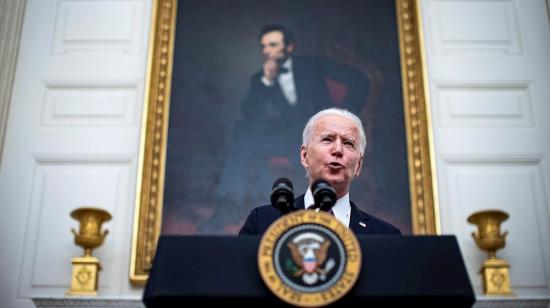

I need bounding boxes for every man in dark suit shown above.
[239,107,401,235]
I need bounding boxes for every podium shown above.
[143,235,475,307]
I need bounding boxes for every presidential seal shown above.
[257,210,361,307]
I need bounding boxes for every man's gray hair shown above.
[302,107,367,154]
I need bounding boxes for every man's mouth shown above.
[327,162,344,170]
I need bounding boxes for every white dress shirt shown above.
[261,58,297,105]
[303,188,351,227]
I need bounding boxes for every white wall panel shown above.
[429,0,522,53]
[435,82,533,127]
[42,81,139,126]
[52,0,145,54]
[14,155,139,298]
[440,158,550,293]
[17,158,132,296]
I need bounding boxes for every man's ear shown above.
[300,145,308,168]
[355,155,364,177]
[286,43,295,54]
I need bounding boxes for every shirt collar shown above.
[281,57,293,71]
[304,188,351,227]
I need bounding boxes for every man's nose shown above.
[331,139,343,156]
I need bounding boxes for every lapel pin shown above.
[359,222,366,228]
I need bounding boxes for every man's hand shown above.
[263,59,279,83]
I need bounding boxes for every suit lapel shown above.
[349,202,369,234]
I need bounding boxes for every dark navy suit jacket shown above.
[239,195,401,236]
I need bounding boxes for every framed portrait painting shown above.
[130,0,437,284]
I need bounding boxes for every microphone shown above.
[311,179,337,212]
[270,177,294,214]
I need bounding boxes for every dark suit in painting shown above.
[239,195,401,236]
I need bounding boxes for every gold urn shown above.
[67,207,112,295]
[467,209,512,295]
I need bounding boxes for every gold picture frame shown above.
[130,0,438,285]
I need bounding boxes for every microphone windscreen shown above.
[311,178,333,194]
[311,178,336,211]
[271,177,294,213]
[272,177,293,190]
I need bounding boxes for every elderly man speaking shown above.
[239,107,401,236]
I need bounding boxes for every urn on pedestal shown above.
[67,207,111,295]
[467,209,513,295]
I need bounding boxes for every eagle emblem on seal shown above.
[286,232,336,285]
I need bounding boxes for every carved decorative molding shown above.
[473,298,550,308]
[31,296,550,307]
[32,297,144,308]
[397,0,439,234]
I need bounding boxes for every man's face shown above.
[300,114,364,198]
[260,31,294,63]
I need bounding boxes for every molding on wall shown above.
[474,297,550,308]
[32,296,550,307]
[0,0,26,166]
[32,297,144,308]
